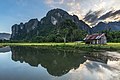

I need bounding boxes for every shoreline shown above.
[0,42,120,52]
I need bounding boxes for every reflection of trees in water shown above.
[11,46,115,77]
[11,46,87,76]
[85,52,108,63]
[86,52,120,64]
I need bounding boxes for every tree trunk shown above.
[63,34,67,45]
[70,35,74,42]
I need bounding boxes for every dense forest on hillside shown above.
[9,19,87,43]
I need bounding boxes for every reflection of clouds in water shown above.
[51,51,120,80]
[64,60,120,80]
[102,51,120,59]
[108,60,120,70]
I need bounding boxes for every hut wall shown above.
[100,36,107,44]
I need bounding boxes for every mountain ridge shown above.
[10,8,120,42]
[11,8,91,42]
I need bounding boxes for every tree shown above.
[61,28,69,43]
[58,19,78,43]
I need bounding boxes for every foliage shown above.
[56,19,87,43]
[25,19,87,42]
[101,30,120,42]
[10,19,87,43]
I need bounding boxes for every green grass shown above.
[0,42,120,51]
[0,42,77,46]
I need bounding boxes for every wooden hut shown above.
[84,33,107,44]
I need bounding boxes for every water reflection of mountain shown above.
[11,46,87,76]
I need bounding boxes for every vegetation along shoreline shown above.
[0,42,120,52]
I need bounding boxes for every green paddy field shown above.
[0,42,120,52]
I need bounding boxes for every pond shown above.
[0,46,120,80]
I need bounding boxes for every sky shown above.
[0,0,120,33]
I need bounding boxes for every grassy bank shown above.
[0,42,76,46]
[0,42,120,51]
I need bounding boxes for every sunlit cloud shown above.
[100,10,120,23]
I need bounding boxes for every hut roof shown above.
[84,33,105,40]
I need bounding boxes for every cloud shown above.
[83,9,120,26]
[99,11,113,20]
[99,9,120,22]
[83,10,103,25]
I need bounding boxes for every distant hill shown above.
[92,21,120,32]
[11,8,91,42]
[0,46,11,53]
[0,33,11,40]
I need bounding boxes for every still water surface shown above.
[0,46,120,80]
